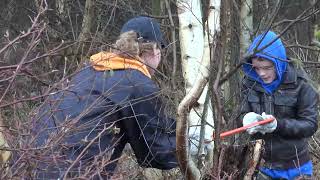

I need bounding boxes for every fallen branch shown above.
[243,140,263,180]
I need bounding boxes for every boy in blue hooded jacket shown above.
[240,31,318,180]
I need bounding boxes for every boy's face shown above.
[252,58,276,84]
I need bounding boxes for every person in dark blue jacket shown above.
[31,16,177,179]
[240,31,318,180]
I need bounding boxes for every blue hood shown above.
[243,31,287,94]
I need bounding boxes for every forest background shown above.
[0,0,320,179]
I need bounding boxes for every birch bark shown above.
[176,0,220,179]
[240,0,253,56]
[176,1,204,178]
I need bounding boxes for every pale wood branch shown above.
[177,76,207,180]
[244,140,263,180]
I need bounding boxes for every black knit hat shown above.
[120,16,166,48]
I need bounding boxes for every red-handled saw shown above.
[214,118,275,139]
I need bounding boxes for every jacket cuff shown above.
[274,119,284,133]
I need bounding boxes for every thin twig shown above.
[63,124,110,178]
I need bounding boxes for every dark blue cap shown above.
[120,16,166,48]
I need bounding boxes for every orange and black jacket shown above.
[34,52,178,173]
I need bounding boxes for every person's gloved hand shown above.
[259,112,277,134]
[243,112,277,135]
[242,112,264,134]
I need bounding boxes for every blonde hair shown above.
[112,31,157,59]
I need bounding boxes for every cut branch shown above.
[177,76,207,180]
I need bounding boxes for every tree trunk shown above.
[198,0,221,169]
[252,0,268,32]
[209,0,226,177]
[76,0,97,60]
[56,0,67,17]
[176,0,206,179]
[79,0,96,41]
[240,0,253,56]
[176,0,221,178]
[177,0,215,163]
[152,0,162,16]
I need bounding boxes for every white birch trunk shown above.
[176,1,204,178]
[177,0,205,147]
[240,0,253,56]
[176,0,220,177]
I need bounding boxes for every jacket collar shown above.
[89,52,151,78]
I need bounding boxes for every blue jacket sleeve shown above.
[121,71,177,169]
